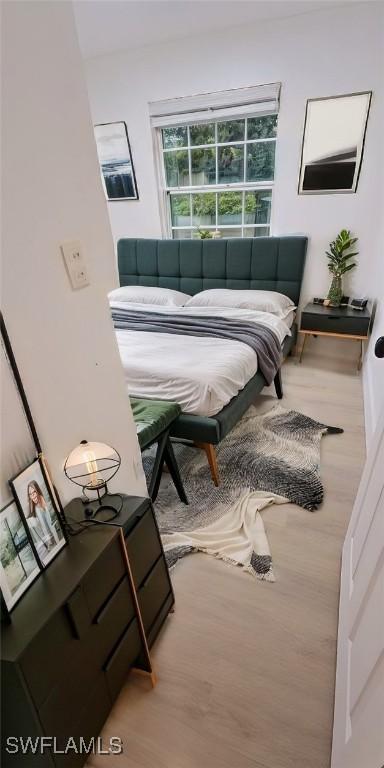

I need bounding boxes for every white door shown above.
[332,399,384,768]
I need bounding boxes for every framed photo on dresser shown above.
[0,500,41,611]
[10,458,67,569]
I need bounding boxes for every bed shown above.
[115,236,307,483]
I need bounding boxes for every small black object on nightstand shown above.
[350,298,368,311]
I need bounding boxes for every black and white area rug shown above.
[145,405,343,582]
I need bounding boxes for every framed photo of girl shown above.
[0,500,41,612]
[10,458,67,569]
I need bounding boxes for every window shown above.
[160,115,277,239]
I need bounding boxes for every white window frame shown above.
[150,84,280,239]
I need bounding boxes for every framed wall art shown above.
[298,91,372,194]
[94,121,139,201]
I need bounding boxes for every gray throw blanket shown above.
[111,307,282,385]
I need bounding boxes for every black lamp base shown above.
[82,492,124,522]
[82,481,110,505]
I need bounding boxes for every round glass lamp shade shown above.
[64,440,121,491]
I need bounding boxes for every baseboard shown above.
[362,360,375,450]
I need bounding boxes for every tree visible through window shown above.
[160,115,277,239]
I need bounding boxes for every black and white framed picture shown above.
[0,501,41,612]
[10,459,67,569]
[298,92,372,194]
[94,121,139,201]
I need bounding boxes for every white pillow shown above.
[108,285,190,307]
[185,289,295,316]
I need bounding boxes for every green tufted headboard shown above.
[117,236,308,305]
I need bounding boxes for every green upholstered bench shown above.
[130,397,188,504]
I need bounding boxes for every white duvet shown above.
[111,301,293,417]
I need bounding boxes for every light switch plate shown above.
[60,240,89,290]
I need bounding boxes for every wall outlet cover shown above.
[60,241,90,290]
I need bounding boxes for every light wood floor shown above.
[89,336,366,768]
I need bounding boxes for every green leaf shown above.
[340,262,357,273]
[326,229,358,270]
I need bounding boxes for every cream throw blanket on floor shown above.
[162,490,288,582]
[148,405,342,580]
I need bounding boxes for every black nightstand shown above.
[299,303,371,369]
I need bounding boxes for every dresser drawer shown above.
[82,535,126,619]
[92,576,135,666]
[21,591,90,709]
[301,312,369,336]
[104,618,142,702]
[146,592,174,648]
[38,634,99,735]
[137,556,171,634]
[53,674,111,768]
[125,508,162,588]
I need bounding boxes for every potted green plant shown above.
[326,229,358,307]
[196,228,213,239]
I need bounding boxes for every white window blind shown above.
[149,83,281,128]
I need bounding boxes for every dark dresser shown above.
[299,302,371,368]
[1,495,174,768]
[65,494,175,648]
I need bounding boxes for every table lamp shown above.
[64,440,121,513]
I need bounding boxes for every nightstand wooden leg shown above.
[299,333,308,363]
[358,339,363,371]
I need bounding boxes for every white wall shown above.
[85,2,383,308]
[1,0,147,506]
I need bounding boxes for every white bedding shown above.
[111,301,293,417]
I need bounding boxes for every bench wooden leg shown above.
[195,442,220,487]
[146,431,188,504]
[164,439,188,505]
[148,430,169,502]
